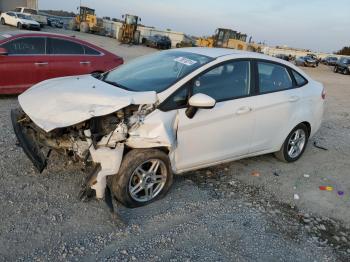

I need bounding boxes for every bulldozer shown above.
[71,6,104,34]
[197,28,248,50]
[118,14,141,44]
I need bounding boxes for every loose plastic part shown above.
[319,186,333,191]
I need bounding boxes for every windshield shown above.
[103,51,213,92]
[17,13,33,20]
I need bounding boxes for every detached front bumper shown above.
[11,109,47,173]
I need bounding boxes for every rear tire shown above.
[1,18,5,25]
[334,66,338,73]
[17,22,22,29]
[274,124,309,163]
[110,149,173,208]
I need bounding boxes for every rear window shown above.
[49,38,84,55]
[292,70,308,87]
[84,45,100,55]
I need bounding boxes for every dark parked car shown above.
[143,35,171,49]
[322,56,338,66]
[47,17,63,28]
[334,57,350,74]
[0,31,123,94]
[295,56,317,67]
[275,54,290,61]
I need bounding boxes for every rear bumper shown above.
[11,109,47,172]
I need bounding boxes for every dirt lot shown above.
[1,25,350,261]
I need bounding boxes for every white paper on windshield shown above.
[174,57,197,66]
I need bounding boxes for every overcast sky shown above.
[39,0,350,53]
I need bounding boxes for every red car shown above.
[0,31,123,94]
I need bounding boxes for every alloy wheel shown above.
[287,129,306,159]
[128,159,167,202]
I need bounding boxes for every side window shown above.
[14,8,21,12]
[2,37,46,55]
[159,84,189,111]
[24,9,37,14]
[84,45,101,55]
[192,60,251,102]
[291,70,307,87]
[258,62,293,93]
[49,38,84,55]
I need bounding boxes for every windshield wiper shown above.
[103,80,131,91]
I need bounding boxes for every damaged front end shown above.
[11,103,158,200]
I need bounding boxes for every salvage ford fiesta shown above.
[11,48,325,208]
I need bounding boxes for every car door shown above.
[0,36,48,93]
[6,12,16,26]
[249,60,302,153]
[171,60,256,171]
[47,37,92,79]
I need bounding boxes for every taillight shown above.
[321,88,326,100]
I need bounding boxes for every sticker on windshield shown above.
[174,57,197,66]
[1,34,11,38]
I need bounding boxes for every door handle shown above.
[288,96,300,102]
[236,106,252,115]
[80,61,91,65]
[34,62,48,66]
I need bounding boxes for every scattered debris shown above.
[313,141,328,151]
[303,174,310,178]
[273,172,280,177]
[319,186,333,191]
[250,171,260,177]
[338,191,344,196]
[294,194,300,200]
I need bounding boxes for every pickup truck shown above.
[14,7,47,27]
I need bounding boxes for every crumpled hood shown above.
[18,75,157,132]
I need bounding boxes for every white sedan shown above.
[0,11,40,30]
[12,48,325,208]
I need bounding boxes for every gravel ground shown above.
[1,25,350,261]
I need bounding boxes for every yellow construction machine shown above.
[118,14,141,44]
[197,28,248,50]
[72,6,104,33]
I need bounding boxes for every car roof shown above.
[173,47,280,61]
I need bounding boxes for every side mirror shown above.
[186,93,216,119]
[0,47,8,56]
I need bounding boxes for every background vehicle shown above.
[0,11,40,30]
[12,48,325,208]
[14,7,47,27]
[334,56,350,74]
[295,56,317,67]
[143,34,171,49]
[71,6,103,33]
[306,54,319,66]
[118,14,141,44]
[176,35,197,48]
[47,17,63,28]
[0,31,123,94]
[322,56,338,66]
[275,54,290,61]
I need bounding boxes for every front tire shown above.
[110,149,173,208]
[17,22,22,29]
[1,18,5,25]
[334,66,338,73]
[274,124,309,163]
